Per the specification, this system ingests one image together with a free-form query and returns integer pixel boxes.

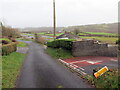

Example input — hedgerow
[47,39,75,50]
[1,42,17,56]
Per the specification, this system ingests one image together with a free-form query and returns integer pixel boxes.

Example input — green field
[2,52,26,88]
[37,32,46,35]
[78,33,88,35]
[84,32,118,36]
[80,36,118,44]
[46,33,64,36]
[37,32,64,36]
[17,42,27,47]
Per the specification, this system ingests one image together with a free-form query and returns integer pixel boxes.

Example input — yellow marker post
[94,66,109,78]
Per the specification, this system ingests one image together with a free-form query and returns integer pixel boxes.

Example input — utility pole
[53,0,56,40]
[0,22,3,37]
[0,22,3,30]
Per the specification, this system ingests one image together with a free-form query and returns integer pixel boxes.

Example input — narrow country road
[16,42,92,88]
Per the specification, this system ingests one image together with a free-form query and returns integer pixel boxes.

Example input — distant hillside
[20,23,118,33]
[20,27,64,33]
[65,23,118,33]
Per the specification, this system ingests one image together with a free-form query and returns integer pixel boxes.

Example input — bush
[10,38,17,42]
[46,47,73,59]
[36,37,48,44]
[47,39,75,50]
[0,38,12,44]
[2,40,9,45]
[116,39,120,44]
[1,42,17,56]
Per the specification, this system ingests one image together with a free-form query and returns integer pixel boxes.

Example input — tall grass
[46,47,73,59]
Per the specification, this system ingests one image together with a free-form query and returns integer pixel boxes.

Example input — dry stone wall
[72,40,118,57]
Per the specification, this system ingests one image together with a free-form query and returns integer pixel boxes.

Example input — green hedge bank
[1,42,17,56]
[47,39,75,50]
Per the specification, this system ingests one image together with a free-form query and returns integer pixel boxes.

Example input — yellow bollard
[94,66,109,78]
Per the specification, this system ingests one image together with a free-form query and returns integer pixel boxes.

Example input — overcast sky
[0,0,119,28]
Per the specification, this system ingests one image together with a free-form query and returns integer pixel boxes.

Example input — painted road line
[79,67,85,71]
[110,59,118,62]
[70,64,79,68]
[59,59,87,76]
[70,60,87,64]
[86,61,102,64]
[79,70,87,75]
[76,69,80,72]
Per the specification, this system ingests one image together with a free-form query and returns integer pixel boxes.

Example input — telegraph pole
[0,22,3,30]
[53,0,56,40]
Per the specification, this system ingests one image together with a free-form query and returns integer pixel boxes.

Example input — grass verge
[84,68,119,88]
[46,47,73,59]
[2,52,26,88]
[0,57,2,89]
[17,42,27,47]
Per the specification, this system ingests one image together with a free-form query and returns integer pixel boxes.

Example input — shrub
[10,38,17,42]
[1,42,17,56]
[11,39,16,42]
[36,37,48,44]
[2,40,9,45]
[47,39,75,50]
[116,39,120,44]
[0,38,12,43]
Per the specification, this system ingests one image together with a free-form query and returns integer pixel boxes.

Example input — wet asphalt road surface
[16,42,92,88]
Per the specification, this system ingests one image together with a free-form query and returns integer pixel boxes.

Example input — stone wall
[72,40,118,57]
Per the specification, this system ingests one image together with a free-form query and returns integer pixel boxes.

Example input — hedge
[47,39,75,50]
[116,39,120,45]
[1,42,17,56]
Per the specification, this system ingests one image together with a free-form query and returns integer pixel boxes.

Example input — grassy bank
[80,36,118,44]
[17,42,27,47]
[2,52,26,88]
[46,47,73,59]
[84,68,119,88]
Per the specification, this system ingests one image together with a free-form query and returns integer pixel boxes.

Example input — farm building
[56,32,80,39]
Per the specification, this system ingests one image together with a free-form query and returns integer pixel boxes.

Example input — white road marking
[70,60,102,64]
[79,67,85,71]
[110,59,118,62]
[86,61,102,64]
[59,59,87,75]
[70,60,86,64]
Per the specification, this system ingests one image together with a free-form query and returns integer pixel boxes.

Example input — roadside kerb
[58,59,90,77]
